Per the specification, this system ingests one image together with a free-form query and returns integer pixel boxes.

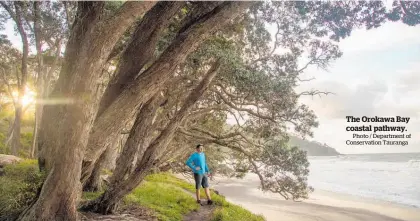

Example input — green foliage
[82,191,103,201]
[145,172,196,192]
[258,138,314,200]
[101,168,113,176]
[0,159,44,219]
[126,174,199,221]
[144,173,265,221]
[210,190,266,221]
[19,132,33,158]
[211,205,265,221]
[0,131,7,154]
[387,1,420,26]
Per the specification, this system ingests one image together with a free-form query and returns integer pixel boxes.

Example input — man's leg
[194,173,202,204]
[204,188,211,200]
[202,174,212,205]
[196,189,201,201]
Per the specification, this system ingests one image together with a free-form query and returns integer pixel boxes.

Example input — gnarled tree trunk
[18,2,155,220]
[109,95,162,185]
[81,1,252,184]
[82,60,220,214]
[31,1,44,158]
[81,1,185,183]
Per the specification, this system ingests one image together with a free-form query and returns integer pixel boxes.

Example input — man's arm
[185,154,196,172]
[204,156,210,174]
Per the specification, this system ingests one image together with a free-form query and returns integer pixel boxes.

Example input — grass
[125,181,199,221]
[0,159,44,219]
[210,204,265,221]
[0,161,264,221]
[145,172,265,221]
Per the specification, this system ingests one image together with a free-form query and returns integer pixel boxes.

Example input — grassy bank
[145,173,265,221]
[0,160,264,221]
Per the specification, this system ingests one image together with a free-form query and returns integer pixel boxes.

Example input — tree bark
[82,60,220,214]
[18,2,155,220]
[83,148,107,192]
[37,1,156,172]
[81,1,184,184]
[82,2,253,183]
[97,1,185,117]
[109,95,162,185]
[31,1,43,158]
[31,40,62,158]
[10,106,22,156]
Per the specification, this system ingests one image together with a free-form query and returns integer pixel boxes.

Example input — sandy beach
[208,174,420,221]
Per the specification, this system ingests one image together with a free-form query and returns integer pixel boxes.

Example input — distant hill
[288,136,340,156]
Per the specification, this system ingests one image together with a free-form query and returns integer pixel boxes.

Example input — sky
[296,21,420,154]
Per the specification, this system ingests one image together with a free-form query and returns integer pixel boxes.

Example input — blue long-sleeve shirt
[186,152,209,175]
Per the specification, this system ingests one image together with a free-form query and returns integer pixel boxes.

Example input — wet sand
[210,174,420,221]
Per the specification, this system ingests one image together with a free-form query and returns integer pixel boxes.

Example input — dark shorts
[193,173,209,189]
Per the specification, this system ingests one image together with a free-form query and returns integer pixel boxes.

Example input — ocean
[308,152,420,208]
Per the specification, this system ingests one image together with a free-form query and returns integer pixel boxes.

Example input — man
[185,144,213,205]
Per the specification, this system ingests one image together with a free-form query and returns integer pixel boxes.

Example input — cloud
[339,22,420,54]
[299,80,389,119]
[297,59,420,153]
[394,62,420,95]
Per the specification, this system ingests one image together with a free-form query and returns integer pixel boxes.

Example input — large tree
[16,1,253,220]
[18,2,157,220]
[0,1,30,156]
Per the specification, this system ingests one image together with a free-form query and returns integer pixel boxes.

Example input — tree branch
[212,89,276,122]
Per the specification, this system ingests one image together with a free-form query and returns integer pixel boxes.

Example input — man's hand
[195,166,201,171]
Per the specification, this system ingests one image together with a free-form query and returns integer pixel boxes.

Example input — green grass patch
[145,172,196,192]
[0,159,44,219]
[125,181,199,221]
[211,205,265,221]
[82,191,103,201]
[144,173,265,221]
[0,162,264,221]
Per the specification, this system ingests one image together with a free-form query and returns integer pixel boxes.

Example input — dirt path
[80,205,157,221]
[177,187,216,221]
[183,201,215,221]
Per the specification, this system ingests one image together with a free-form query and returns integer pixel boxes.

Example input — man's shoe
[207,200,213,205]
[197,200,202,205]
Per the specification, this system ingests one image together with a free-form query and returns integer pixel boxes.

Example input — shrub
[0,159,44,219]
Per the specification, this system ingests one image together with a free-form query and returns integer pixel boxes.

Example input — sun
[11,86,36,107]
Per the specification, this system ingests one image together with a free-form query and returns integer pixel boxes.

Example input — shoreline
[210,175,420,221]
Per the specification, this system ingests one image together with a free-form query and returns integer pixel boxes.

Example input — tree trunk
[37,1,156,172]
[82,60,220,214]
[10,106,22,156]
[31,41,61,158]
[108,95,161,185]
[2,2,30,157]
[82,2,252,182]
[83,138,120,192]
[81,2,184,182]
[31,1,44,158]
[83,152,104,192]
[97,2,184,117]
[19,2,154,220]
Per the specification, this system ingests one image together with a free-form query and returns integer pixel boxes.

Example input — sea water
[308,152,420,208]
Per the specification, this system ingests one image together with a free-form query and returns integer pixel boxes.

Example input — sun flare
[11,87,36,107]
